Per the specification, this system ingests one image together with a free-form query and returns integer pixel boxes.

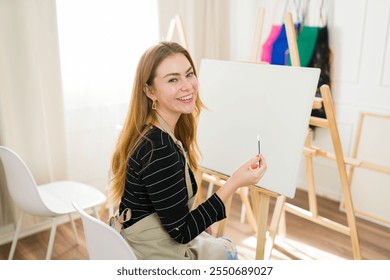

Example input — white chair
[72,201,137,260]
[0,145,107,260]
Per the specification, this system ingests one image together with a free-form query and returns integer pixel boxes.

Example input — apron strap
[156,114,194,200]
[109,208,132,233]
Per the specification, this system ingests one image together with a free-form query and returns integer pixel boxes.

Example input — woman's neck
[155,111,180,133]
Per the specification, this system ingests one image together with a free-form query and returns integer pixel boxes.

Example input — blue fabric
[219,237,238,260]
[271,25,288,65]
[271,23,301,65]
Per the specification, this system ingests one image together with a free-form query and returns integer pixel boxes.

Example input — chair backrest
[72,201,137,260]
[0,146,52,216]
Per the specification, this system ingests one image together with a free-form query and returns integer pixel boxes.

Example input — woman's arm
[216,154,267,204]
[143,131,225,243]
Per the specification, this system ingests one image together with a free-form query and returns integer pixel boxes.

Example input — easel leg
[305,129,319,215]
[251,189,270,260]
[238,187,258,233]
[278,209,286,240]
[265,195,286,259]
[321,85,362,259]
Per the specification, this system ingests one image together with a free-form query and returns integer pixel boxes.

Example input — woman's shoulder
[136,126,176,155]
[130,126,178,167]
[146,126,175,147]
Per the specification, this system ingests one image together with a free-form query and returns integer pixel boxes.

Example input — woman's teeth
[177,94,192,101]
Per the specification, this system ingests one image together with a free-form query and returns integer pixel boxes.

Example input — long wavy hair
[109,41,205,204]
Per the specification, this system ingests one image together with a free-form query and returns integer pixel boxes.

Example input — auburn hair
[109,42,205,204]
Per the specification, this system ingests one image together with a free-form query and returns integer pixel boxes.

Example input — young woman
[109,41,267,259]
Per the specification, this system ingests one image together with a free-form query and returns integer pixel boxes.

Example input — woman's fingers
[249,154,266,171]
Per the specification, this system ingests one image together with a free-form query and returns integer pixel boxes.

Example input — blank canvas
[197,59,320,198]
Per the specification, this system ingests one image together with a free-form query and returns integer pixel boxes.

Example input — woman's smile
[177,93,194,102]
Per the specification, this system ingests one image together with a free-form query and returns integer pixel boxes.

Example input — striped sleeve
[140,130,226,244]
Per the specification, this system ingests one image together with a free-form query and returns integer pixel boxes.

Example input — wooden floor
[1,188,389,260]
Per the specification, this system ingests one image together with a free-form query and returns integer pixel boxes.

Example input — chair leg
[45,218,57,260]
[68,213,79,244]
[8,211,24,260]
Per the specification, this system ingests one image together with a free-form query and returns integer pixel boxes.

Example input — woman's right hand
[229,154,267,189]
[216,154,267,204]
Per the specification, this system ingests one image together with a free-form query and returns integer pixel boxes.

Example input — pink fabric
[261,25,282,63]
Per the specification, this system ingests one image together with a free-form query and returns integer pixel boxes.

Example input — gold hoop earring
[152,100,157,110]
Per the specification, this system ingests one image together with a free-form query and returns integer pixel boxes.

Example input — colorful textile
[271,23,301,65]
[288,25,319,67]
[261,25,282,63]
[309,26,331,119]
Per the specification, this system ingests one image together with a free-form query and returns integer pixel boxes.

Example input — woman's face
[149,53,198,124]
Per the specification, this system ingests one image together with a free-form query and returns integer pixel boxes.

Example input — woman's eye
[168,78,178,83]
[187,72,194,77]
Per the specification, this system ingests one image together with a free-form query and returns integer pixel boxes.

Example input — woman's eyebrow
[163,66,193,78]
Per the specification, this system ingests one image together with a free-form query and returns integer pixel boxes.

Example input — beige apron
[117,115,229,260]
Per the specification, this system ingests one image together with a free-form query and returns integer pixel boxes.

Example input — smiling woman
[108,41,267,260]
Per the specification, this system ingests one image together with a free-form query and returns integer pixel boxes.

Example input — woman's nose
[180,80,193,91]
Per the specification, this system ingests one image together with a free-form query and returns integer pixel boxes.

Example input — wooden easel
[345,112,390,224]
[165,15,189,50]
[265,13,362,260]
[348,112,390,181]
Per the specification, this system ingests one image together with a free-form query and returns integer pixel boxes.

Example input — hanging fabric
[271,23,301,65]
[260,0,286,63]
[307,0,330,119]
[261,25,282,63]
[309,25,331,119]
[270,24,289,65]
[287,25,319,67]
[283,0,331,119]
[269,0,302,65]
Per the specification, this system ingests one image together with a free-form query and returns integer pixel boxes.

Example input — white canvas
[197,59,320,198]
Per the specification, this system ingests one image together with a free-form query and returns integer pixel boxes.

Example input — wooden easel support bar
[312,97,323,109]
[309,116,329,128]
[284,203,351,235]
[359,161,390,174]
[304,145,390,173]
[304,146,363,166]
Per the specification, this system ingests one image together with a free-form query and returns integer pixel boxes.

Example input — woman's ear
[144,84,153,100]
